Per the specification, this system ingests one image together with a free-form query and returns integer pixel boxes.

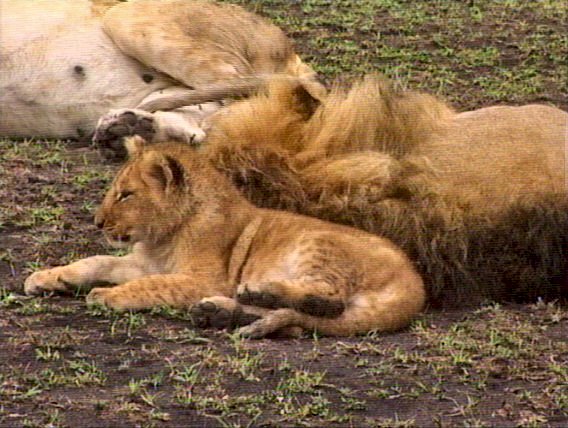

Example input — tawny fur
[197,75,568,307]
[24,138,425,337]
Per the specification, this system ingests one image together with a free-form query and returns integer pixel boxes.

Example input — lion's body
[193,76,567,306]
[24,138,425,337]
[426,104,565,210]
[0,0,315,141]
[204,77,566,211]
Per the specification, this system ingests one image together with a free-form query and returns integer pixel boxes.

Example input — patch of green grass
[35,346,61,362]
[11,298,76,316]
[0,139,67,167]
[0,286,19,307]
[364,415,416,428]
[223,0,566,109]
[160,326,211,343]
[169,362,202,385]
[67,360,107,386]
[17,206,65,228]
[225,334,265,382]
[109,311,147,338]
[276,369,326,394]
[71,169,112,189]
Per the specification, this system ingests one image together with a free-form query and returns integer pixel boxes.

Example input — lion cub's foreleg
[86,274,224,311]
[24,254,147,296]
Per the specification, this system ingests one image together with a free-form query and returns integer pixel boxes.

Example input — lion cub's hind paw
[236,283,282,309]
[189,298,260,331]
[190,301,232,329]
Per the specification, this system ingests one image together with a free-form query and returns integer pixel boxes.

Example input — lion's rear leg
[103,1,249,87]
[93,108,156,158]
[189,296,304,337]
[189,296,265,329]
[236,280,347,318]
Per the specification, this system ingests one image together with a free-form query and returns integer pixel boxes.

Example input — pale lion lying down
[0,0,319,153]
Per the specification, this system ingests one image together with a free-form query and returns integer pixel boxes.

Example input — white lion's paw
[93,109,156,158]
[24,268,66,296]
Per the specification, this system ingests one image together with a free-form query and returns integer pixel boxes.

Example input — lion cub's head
[94,137,194,248]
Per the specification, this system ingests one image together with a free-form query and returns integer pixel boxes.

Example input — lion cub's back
[241,209,417,291]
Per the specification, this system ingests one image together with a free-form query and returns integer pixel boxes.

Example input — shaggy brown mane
[201,75,567,308]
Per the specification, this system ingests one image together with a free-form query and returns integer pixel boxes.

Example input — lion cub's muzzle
[102,227,133,248]
[94,214,133,247]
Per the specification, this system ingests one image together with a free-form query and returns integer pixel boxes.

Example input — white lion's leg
[153,103,222,144]
[92,108,156,157]
[93,102,221,157]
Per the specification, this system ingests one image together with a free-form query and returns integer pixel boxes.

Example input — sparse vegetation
[1,0,566,426]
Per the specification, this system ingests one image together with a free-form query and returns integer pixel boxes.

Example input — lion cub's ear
[146,152,186,191]
[124,136,147,158]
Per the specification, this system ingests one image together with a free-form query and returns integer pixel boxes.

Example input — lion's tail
[253,283,426,337]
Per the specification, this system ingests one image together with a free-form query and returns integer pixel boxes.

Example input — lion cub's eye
[117,191,134,202]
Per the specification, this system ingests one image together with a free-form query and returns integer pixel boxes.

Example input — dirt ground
[1,1,567,427]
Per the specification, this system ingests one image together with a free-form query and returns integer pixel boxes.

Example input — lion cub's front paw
[86,287,124,311]
[24,268,68,296]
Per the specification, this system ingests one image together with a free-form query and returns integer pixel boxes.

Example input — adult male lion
[0,0,318,152]
[140,74,568,307]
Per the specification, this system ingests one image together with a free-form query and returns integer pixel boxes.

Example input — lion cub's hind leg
[190,296,305,337]
[237,280,347,318]
[238,286,424,338]
[236,235,356,318]
[189,296,264,330]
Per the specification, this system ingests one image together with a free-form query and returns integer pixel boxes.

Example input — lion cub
[24,137,425,337]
